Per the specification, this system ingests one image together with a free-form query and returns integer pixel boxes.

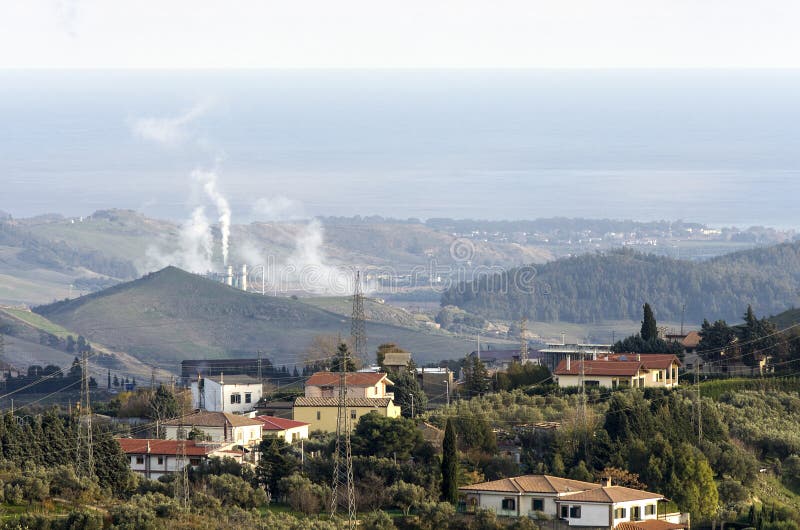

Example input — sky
[2,1,800,69]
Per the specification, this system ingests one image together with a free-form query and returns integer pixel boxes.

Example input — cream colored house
[162,410,263,448]
[553,354,681,390]
[304,371,394,399]
[256,415,309,443]
[460,475,689,528]
[293,397,401,433]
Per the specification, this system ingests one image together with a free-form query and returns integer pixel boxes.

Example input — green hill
[33,267,475,368]
[442,243,800,325]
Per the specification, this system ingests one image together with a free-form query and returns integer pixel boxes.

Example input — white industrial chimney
[225,265,233,286]
[241,264,247,292]
[566,354,571,371]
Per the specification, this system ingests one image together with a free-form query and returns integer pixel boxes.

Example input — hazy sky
[2,1,800,69]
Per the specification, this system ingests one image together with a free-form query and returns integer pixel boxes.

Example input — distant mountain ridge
[442,243,800,324]
[33,266,475,367]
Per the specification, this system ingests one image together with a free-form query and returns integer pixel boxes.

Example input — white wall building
[162,410,264,448]
[117,438,244,480]
[191,374,263,413]
[460,475,690,529]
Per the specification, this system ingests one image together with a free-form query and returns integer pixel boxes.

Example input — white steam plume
[129,101,210,147]
[146,206,214,272]
[193,169,232,265]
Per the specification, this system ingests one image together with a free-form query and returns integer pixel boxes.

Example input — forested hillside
[442,243,800,324]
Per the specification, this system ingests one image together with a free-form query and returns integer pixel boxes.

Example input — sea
[1,69,800,229]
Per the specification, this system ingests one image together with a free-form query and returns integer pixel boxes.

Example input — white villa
[162,410,264,448]
[460,475,690,529]
[117,438,244,480]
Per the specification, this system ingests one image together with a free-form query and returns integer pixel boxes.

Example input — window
[569,506,581,518]
[614,507,627,519]
[532,498,544,511]
[585,380,600,387]
[560,506,568,518]
[632,506,641,520]
[645,505,656,516]
[189,458,201,466]
[501,498,516,511]
[245,393,252,404]
[230,393,241,404]
[350,409,357,420]
[157,456,164,465]
[135,456,144,465]
[316,411,321,420]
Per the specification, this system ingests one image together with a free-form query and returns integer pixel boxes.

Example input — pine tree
[641,303,658,342]
[441,418,459,503]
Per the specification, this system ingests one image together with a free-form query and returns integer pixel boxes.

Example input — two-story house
[162,410,263,448]
[293,371,401,432]
[191,374,263,414]
[117,438,243,480]
[553,354,681,390]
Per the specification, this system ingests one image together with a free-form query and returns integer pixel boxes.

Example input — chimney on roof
[602,477,612,488]
[637,354,641,362]
[566,354,571,371]
[146,440,151,454]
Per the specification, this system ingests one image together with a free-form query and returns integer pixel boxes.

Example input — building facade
[162,410,263,447]
[256,415,310,443]
[553,354,681,390]
[117,438,243,480]
[191,374,263,414]
[304,371,394,399]
[293,397,401,432]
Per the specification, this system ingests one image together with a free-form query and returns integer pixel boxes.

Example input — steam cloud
[193,169,231,265]
[146,206,214,272]
[129,101,210,147]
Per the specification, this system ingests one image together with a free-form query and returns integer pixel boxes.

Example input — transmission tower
[76,349,94,478]
[350,270,367,365]
[695,363,702,442]
[519,317,529,364]
[330,340,356,528]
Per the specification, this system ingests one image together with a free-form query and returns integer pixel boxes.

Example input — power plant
[207,264,249,291]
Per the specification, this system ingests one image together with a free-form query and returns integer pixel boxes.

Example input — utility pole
[410,393,415,419]
[695,362,702,442]
[351,271,367,366]
[77,348,94,478]
[680,303,686,335]
[519,317,529,364]
[330,332,356,528]
[175,392,190,509]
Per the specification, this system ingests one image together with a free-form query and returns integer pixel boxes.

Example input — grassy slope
[34,267,476,368]
[0,307,169,382]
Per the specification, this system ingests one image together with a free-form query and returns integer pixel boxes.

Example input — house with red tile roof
[460,475,690,528]
[117,438,243,480]
[553,354,681,389]
[304,371,394,399]
[255,415,309,443]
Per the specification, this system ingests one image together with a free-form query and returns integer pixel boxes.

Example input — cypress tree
[641,303,658,342]
[441,417,459,504]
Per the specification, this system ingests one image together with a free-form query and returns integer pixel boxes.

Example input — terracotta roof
[255,415,309,431]
[294,397,394,408]
[682,331,701,348]
[617,521,686,530]
[460,475,598,494]
[606,354,682,369]
[560,485,665,503]
[554,359,643,377]
[305,371,391,387]
[162,410,263,428]
[117,438,223,456]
